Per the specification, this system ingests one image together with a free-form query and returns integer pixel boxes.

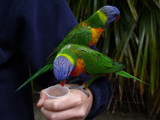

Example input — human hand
[37,84,93,120]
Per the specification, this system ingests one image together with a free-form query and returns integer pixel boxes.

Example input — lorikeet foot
[69,85,90,97]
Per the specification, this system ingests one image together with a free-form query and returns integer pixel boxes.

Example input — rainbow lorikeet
[53,44,148,97]
[16,5,120,91]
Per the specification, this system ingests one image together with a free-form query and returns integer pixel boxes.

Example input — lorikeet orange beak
[60,79,66,87]
[116,15,120,21]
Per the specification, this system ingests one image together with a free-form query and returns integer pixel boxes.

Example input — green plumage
[57,44,148,87]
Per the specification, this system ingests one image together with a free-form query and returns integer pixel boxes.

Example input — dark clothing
[0,0,112,120]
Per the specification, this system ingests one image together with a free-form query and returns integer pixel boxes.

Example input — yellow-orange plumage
[89,28,104,46]
[70,59,85,77]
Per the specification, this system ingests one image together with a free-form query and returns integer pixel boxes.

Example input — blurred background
[66,0,160,119]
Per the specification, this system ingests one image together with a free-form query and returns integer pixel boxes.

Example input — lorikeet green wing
[75,45,125,74]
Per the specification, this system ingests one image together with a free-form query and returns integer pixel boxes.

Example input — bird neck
[85,10,107,28]
[56,53,75,65]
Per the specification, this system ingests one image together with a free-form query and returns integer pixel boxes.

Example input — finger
[41,106,86,120]
[43,90,84,111]
[37,89,47,107]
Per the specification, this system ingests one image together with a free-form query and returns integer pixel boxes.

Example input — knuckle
[75,95,83,106]
[51,102,58,110]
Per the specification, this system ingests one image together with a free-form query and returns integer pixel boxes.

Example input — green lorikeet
[45,5,120,64]
[53,44,148,96]
[16,5,120,91]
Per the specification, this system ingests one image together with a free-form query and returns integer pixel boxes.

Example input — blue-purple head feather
[53,56,74,81]
[100,5,120,26]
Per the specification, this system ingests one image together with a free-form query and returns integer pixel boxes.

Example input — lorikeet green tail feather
[116,70,149,85]
[16,64,53,91]
[84,70,149,88]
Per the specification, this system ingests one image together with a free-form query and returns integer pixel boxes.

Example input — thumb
[37,89,47,108]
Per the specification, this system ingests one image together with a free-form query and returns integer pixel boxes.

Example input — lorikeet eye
[115,15,120,21]
[113,13,119,17]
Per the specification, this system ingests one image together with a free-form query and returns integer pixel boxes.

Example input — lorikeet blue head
[53,56,74,85]
[100,5,120,26]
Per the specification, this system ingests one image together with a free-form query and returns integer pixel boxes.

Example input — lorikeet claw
[69,85,90,97]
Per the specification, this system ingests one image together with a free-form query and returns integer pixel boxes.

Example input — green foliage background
[67,0,160,119]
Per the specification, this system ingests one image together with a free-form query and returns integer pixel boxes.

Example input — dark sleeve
[87,76,113,119]
[0,0,22,66]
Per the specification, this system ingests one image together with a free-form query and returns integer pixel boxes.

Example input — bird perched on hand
[53,44,147,97]
[16,5,120,91]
